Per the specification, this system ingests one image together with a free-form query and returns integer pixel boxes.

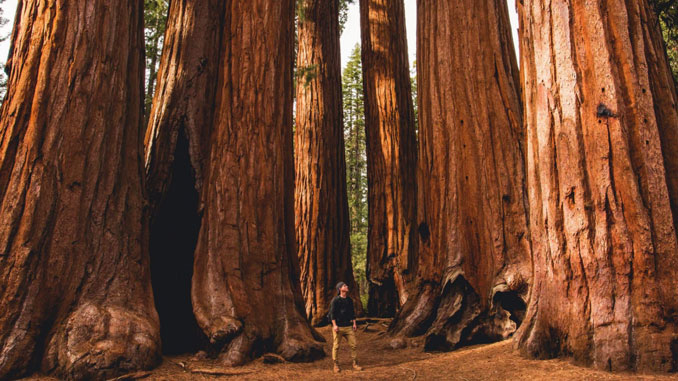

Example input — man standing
[329,281,362,373]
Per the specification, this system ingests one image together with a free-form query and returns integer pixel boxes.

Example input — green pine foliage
[661,20,678,83]
[342,44,368,306]
[296,0,353,33]
[338,0,354,34]
[652,0,678,82]
[144,0,169,119]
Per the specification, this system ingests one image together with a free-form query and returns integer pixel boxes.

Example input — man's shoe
[334,363,341,373]
[352,361,363,371]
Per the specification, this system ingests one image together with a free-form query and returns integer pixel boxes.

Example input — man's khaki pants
[332,326,357,362]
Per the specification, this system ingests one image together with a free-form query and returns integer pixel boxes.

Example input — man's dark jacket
[329,295,355,327]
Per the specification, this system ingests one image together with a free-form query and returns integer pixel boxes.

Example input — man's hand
[333,324,339,333]
[352,321,357,331]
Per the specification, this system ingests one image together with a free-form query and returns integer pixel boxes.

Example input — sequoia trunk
[359,0,418,317]
[389,0,532,350]
[145,0,324,365]
[0,1,159,379]
[515,0,678,371]
[295,0,364,325]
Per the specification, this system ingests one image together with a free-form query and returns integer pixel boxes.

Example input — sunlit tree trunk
[515,0,678,371]
[389,0,532,350]
[360,0,418,317]
[295,0,364,325]
[0,1,159,379]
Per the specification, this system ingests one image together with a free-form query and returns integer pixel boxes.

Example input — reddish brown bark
[143,1,224,356]
[515,0,678,371]
[145,0,324,365]
[144,0,221,212]
[295,0,364,325]
[0,1,159,379]
[359,0,418,318]
[389,0,531,350]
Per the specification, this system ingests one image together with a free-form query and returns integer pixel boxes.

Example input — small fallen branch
[262,353,286,364]
[357,317,392,324]
[106,371,151,381]
[189,367,253,377]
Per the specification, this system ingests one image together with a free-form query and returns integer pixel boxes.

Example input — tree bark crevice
[360,0,418,317]
[146,0,324,364]
[388,0,531,351]
[0,2,160,379]
[295,0,364,326]
[516,0,678,371]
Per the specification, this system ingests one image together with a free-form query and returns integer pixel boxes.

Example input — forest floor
[22,318,678,381]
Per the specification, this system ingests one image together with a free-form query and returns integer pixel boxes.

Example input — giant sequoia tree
[145,0,323,365]
[389,0,532,350]
[360,0,418,317]
[295,0,364,325]
[0,1,159,379]
[515,0,678,371]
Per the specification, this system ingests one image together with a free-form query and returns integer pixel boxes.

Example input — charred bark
[360,0,418,318]
[389,0,531,350]
[295,0,364,325]
[515,0,678,371]
[0,1,159,379]
[145,0,324,365]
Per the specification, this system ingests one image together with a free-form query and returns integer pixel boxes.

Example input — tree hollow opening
[150,130,204,355]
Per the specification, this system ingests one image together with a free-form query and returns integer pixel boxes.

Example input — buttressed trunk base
[389,0,531,350]
[0,1,159,379]
[145,0,324,365]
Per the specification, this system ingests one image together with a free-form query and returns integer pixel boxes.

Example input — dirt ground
[21,319,678,380]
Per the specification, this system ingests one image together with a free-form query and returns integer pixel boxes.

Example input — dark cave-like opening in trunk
[493,291,527,326]
[150,130,204,355]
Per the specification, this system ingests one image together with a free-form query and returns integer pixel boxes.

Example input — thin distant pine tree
[342,44,368,305]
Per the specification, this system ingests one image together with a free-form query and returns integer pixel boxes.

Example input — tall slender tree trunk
[360,0,418,317]
[0,1,159,379]
[515,0,678,371]
[145,0,324,365]
[295,0,364,325]
[389,0,532,350]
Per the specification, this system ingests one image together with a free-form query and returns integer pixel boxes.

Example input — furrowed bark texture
[389,0,532,350]
[146,0,324,365]
[144,0,222,208]
[515,0,678,371]
[143,0,223,356]
[0,1,159,379]
[359,0,418,317]
[295,0,364,325]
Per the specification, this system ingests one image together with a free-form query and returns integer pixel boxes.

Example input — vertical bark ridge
[144,0,225,210]
[147,0,324,365]
[515,0,678,371]
[360,0,418,317]
[295,0,364,325]
[389,0,531,350]
[0,1,159,379]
